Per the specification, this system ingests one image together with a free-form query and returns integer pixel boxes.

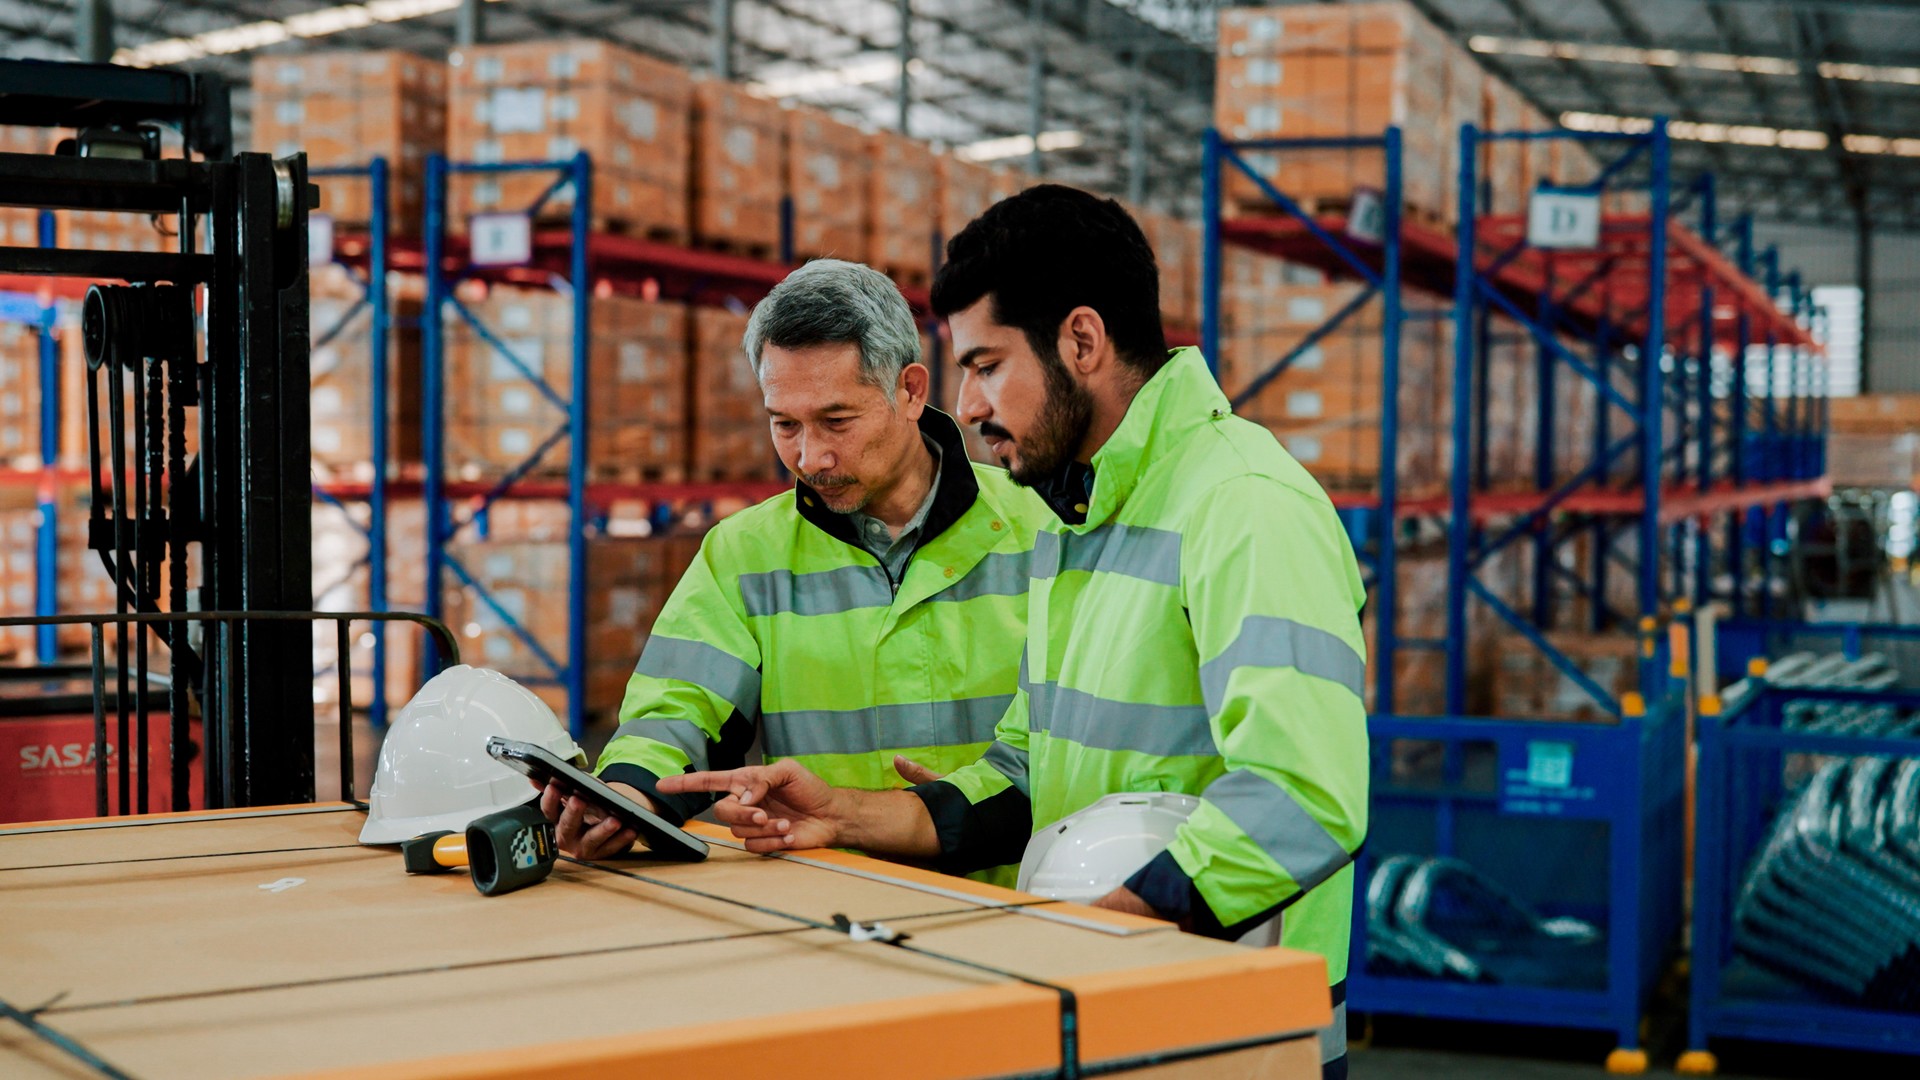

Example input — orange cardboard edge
[681,821,1171,932]
[284,983,1064,1080]
[1,801,356,831]
[1065,950,1331,1061]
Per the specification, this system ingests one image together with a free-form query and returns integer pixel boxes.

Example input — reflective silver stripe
[1027,682,1217,758]
[1204,768,1351,893]
[633,635,761,719]
[760,694,1014,758]
[984,739,1030,797]
[931,549,1030,603]
[739,566,891,617]
[610,717,712,769]
[1320,1001,1347,1063]
[1199,615,1366,711]
[1034,524,1182,587]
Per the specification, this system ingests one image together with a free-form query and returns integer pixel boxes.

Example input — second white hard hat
[1016,792,1200,904]
[358,665,586,845]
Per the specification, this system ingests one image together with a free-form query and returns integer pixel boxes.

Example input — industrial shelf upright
[421,150,595,737]
[1200,125,1408,714]
[1200,115,1826,1070]
[309,157,396,727]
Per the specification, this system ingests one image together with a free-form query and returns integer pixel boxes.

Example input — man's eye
[825,417,853,429]
[976,363,998,378]
[773,420,799,432]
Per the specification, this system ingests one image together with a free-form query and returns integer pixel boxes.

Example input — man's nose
[956,371,990,427]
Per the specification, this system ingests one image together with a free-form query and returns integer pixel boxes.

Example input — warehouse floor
[1351,1015,1917,1077]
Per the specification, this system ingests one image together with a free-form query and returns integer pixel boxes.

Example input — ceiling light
[1560,111,1920,158]
[957,130,1084,163]
[115,0,506,68]
[1471,35,1920,89]
[747,58,924,100]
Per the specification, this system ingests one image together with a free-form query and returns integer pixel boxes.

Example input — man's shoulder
[968,462,1054,538]
[698,489,802,559]
[1151,416,1342,526]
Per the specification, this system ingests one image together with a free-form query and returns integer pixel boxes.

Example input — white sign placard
[1527,187,1602,250]
[469,212,533,268]
[307,213,334,268]
[1346,188,1386,246]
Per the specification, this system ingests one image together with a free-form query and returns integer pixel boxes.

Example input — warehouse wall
[1756,221,1920,394]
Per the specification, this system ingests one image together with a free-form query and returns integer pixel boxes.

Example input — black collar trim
[1032,459,1095,526]
[793,408,982,550]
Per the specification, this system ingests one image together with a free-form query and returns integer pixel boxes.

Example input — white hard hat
[1016,792,1200,903]
[358,665,586,845]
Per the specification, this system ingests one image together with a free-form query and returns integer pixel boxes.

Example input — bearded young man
[657,189,1369,1078]
[540,258,1049,890]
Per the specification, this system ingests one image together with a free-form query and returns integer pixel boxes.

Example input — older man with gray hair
[543,259,1049,886]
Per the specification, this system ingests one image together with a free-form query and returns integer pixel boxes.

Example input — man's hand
[891,755,945,785]
[657,759,844,853]
[1093,885,1168,921]
[532,779,643,861]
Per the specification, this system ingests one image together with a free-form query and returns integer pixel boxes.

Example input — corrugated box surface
[934,156,1022,249]
[1830,393,1920,434]
[310,266,423,474]
[691,79,784,252]
[1491,631,1639,721]
[0,126,47,247]
[785,106,871,261]
[250,50,446,232]
[443,534,701,713]
[449,40,691,239]
[689,307,775,481]
[868,131,939,283]
[445,287,688,480]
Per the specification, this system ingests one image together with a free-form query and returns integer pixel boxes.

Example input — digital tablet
[487,737,709,862]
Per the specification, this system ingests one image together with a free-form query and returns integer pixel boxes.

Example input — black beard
[1007,346,1094,487]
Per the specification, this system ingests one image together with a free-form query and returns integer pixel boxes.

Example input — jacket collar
[1033,347,1224,530]
[794,407,981,550]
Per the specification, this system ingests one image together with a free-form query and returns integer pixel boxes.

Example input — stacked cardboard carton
[1137,209,1201,330]
[309,266,423,476]
[250,50,447,233]
[1216,2,1481,225]
[311,500,429,709]
[689,307,775,481]
[785,106,871,262]
[442,533,701,714]
[449,40,692,239]
[0,482,157,660]
[868,132,940,285]
[1828,394,1920,489]
[1216,251,1452,497]
[0,126,46,248]
[444,286,688,481]
[0,320,41,468]
[691,79,785,253]
[934,156,1022,252]
[1490,631,1639,721]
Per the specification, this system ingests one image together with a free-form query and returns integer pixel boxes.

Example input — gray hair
[742,258,921,391]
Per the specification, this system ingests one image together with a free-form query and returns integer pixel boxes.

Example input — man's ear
[899,362,931,417]
[1060,306,1109,376]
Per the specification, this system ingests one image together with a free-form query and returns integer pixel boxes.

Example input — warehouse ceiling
[1,0,1917,229]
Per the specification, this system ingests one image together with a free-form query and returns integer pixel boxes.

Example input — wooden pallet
[689,233,779,263]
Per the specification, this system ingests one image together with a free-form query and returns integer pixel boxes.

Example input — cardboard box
[785,106,871,261]
[251,50,447,232]
[444,287,689,480]
[449,40,692,239]
[691,79,784,252]
[867,131,938,283]
[309,266,423,472]
[689,307,775,481]
[934,155,1021,247]
[1490,631,1639,721]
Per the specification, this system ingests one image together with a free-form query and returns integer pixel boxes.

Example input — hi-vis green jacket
[596,410,1051,847]
[913,347,1370,981]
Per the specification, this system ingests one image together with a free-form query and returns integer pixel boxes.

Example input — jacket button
[944,567,955,578]
[990,520,1003,531]
[1073,503,1088,514]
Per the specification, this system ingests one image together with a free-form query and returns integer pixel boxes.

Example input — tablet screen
[486,737,709,862]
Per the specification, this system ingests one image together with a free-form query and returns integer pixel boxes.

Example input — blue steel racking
[1683,673,1920,1071]
[309,157,396,728]
[421,151,595,737]
[1200,117,1827,1068]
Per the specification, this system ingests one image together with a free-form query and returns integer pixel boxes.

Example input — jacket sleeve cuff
[597,762,708,827]
[1122,849,1284,941]
[909,779,1032,876]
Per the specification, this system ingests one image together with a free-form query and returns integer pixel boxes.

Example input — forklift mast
[0,59,317,808]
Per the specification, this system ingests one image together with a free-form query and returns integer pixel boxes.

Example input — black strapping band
[0,995,138,1079]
